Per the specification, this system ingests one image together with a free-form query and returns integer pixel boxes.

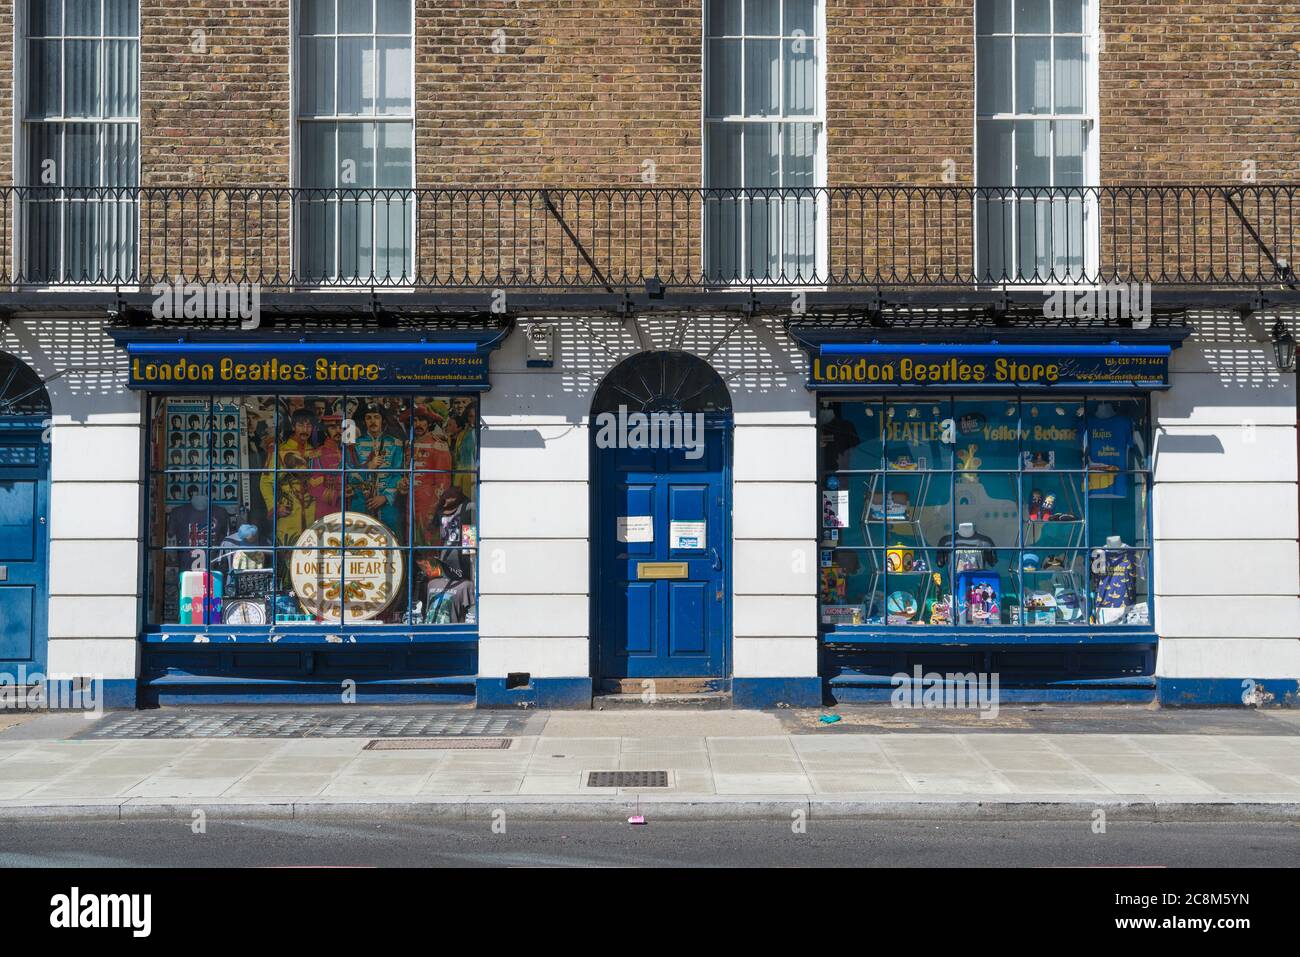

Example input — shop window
[818,395,1151,631]
[146,394,478,628]
[975,0,1096,281]
[295,0,415,282]
[704,0,823,282]
[22,0,140,282]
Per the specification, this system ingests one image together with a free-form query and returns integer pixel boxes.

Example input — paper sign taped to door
[669,520,706,550]
[617,515,653,543]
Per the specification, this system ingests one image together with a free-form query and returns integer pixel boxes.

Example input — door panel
[668,581,707,655]
[0,480,37,559]
[622,581,656,655]
[0,588,35,660]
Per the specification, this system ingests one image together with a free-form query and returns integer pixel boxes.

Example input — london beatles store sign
[808,344,1172,391]
[116,340,494,393]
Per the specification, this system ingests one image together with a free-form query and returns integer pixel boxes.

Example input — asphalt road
[2,818,1297,867]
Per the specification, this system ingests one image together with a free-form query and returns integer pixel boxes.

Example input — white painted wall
[1153,325,1300,680]
[2,319,141,682]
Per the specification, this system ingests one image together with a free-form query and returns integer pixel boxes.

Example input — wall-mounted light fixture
[1271,319,1296,373]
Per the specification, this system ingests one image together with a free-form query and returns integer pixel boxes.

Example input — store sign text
[810,350,1168,389]
[126,348,489,392]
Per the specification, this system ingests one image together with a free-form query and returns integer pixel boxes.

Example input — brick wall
[0,0,1285,191]
[826,1,975,184]
[416,1,702,189]
[140,0,291,186]
[1101,2,1300,183]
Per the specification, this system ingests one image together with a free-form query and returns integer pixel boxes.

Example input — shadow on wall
[492,314,809,426]
[0,318,135,422]
[1187,309,1297,392]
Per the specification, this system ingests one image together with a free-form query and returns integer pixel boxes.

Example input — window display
[818,395,1151,631]
[146,394,478,628]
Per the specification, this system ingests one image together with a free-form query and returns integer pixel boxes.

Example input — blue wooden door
[597,416,730,679]
[0,425,50,682]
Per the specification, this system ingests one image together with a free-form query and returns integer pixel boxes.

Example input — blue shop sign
[113,336,503,393]
[808,343,1173,391]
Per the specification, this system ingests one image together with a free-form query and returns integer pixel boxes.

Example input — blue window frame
[817,392,1153,638]
[145,392,478,635]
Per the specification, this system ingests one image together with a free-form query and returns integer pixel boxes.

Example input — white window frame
[291,0,417,285]
[15,0,141,286]
[974,0,1100,284]
[702,0,828,285]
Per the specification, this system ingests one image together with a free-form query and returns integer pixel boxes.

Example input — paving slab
[544,710,784,737]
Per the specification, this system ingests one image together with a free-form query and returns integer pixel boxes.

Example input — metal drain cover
[586,771,669,788]
[365,738,513,751]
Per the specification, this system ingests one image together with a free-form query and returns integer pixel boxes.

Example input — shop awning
[109,330,509,393]
[794,337,1185,391]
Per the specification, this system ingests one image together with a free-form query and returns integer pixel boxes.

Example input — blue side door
[0,424,50,683]
[597,417,730,679]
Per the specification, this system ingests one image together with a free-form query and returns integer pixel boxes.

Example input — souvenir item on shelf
[1087,405,1134,499]
[1092,539,1141,614]
[1021,552,1040,572]
[868,490,910,521]
[223,598,267,625]
[886,545,915,572]
[1041,493,1056,521]
[890,455,919,470]
[178,570,223,625]
[886,590,919,624]
[1124,602,1150,626]
[926,574,952,625]
[956,571,1001,625]
[1042,555,1065,570]
[819,565,847,604]
[937,524,997,572]
[1023,589,1057,626]
[1022,451,1055,471]
[1054,588,1084,622]
[911,556,929,573]
[822,488,849,528]
[1050,512,1078,522]
[1029,489,1043,521]
[231,568,274,598]
[821,604,859,626]
[273,593,314,624]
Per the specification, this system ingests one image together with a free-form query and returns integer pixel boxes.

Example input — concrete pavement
[1,707,1299,821]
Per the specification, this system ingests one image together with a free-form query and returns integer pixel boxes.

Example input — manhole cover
[586,771,669,788]
[364,738,513,750]
[78,710,527,739]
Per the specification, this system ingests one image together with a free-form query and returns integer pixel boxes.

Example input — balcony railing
[0,185,1295,295]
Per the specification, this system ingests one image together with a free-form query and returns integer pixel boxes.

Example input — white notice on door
[617,516,653,543]
[669,520,706,550]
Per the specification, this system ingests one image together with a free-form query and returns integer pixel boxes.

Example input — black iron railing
[0,185,1294,291]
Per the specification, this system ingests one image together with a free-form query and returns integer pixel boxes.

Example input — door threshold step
[598,678,721,695]
[592,692,732,711]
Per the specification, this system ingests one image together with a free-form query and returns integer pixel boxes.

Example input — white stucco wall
[1153,316,1300,680]
[2,318,141,682]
